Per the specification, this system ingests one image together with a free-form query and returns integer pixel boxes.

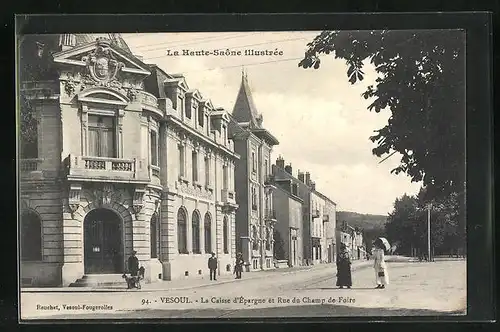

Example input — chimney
[310,181,316,191]
[276,156,285,169]
[284,163,292,175]
[298,170,305,183]
[305,172,311,185]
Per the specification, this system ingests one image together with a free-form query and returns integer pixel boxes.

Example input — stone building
[272,157,334,265]
[18,34,238,287]
[272,174,304,267]
[229,72,279,271]
[336,221,365,260]
[313,191,337,263]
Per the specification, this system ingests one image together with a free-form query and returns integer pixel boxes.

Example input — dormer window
[222,125,227,144]
[185,100,192,119]
[198,108,204,127]
[205,114,210,135]
[177,96,184,115]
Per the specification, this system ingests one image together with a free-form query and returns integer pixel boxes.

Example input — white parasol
[378,237,391,251]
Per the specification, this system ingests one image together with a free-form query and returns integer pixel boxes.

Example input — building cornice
[165,115,240,160]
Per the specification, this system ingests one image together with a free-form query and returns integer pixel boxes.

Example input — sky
[122,31,421,215]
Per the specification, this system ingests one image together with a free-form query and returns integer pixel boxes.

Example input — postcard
[18,28,467,320]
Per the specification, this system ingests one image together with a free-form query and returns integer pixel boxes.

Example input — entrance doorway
[84,208,123,274]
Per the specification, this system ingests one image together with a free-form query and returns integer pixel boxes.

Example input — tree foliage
[385,189,465,256]
[299,30,466,200]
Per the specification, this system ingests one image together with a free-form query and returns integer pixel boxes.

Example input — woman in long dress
[373,239,389,289]
[336,243,352,289]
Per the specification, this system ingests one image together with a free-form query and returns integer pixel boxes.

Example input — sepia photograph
[18,27,468,320]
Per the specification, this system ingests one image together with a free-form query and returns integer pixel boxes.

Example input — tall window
[222,125,227,144]
[205,157,210,186]
[88,115,116,157]
[179,145,185,177]
[204,213,212,253]
[198,108,204,127]
[192,151,198,182]
[21,211,42,261]
[252,225,259,250]
[205,115,210,135]
[185,102,192,119]
[222,165,228,189]
[177,208,187,254]
[192,211,201,254]
[251,152,256,173]
[264,159,268,179]
[177,97,184,115]
[20,100,38,159]
[251,186,257,210]
[223,216,229,254]
[265,227,271,251]
[150,130,158,166]
[150,214,158,258]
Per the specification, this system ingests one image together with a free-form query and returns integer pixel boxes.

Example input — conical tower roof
[231,70,262,128]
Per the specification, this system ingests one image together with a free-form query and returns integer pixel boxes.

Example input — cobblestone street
[21,259,466,319]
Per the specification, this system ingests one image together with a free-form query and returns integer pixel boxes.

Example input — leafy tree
[385,189,464,257]
[299,30,465,200]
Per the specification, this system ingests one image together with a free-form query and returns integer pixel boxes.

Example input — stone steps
[69,274,127,288]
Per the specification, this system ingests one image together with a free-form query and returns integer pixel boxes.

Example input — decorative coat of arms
[81,39,124,83]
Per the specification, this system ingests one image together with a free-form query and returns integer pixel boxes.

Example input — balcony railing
[221,189,236,205]
[323,214,330,222]
[66,155,149,183]
[20,158,43,172]
[136,90,159,109]
[265,208,277,220]
[264,174,275,186]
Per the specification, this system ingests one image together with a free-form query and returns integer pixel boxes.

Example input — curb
[21,263,336,293]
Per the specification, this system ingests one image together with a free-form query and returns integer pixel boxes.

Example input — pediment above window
[53,38,150,80]
[165,74,189,91]
[78,87,130,106]
[200,99,215,111]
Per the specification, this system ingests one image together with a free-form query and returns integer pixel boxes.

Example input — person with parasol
[373,237,390,289]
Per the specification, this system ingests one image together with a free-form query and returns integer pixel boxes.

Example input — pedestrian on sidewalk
[127,250,139,277]
[373,239,389,289]
[208,252,218,281]
[336,243,352,289]
[234,252,244,279]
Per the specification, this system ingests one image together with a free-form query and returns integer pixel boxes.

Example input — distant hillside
[336,211,387,230]
[336,211,388,250]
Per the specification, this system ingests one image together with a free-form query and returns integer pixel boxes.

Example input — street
[20,259,466,319]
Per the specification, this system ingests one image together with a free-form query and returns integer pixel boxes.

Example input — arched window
[252,225,259,250]
[223,216,229,254]
[177,208,187,254]
[21,210,42,261]
[192,211,201,254]
[204,213,212,253]
[150,213,158,258]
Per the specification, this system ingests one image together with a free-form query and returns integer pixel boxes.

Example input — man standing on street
[208,252,218,281]
[128,250,139,277]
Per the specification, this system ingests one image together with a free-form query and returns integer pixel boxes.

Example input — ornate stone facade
[19,34,238,287]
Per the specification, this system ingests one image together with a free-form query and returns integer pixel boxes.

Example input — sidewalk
[21,260,371,293]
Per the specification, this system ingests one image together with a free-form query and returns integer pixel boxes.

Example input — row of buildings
[19,34,355,287]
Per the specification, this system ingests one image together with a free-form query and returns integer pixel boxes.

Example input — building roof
[312,189,337,206]
[73,34,132,54]
[232,71,261,128]
[230,72,279,146]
